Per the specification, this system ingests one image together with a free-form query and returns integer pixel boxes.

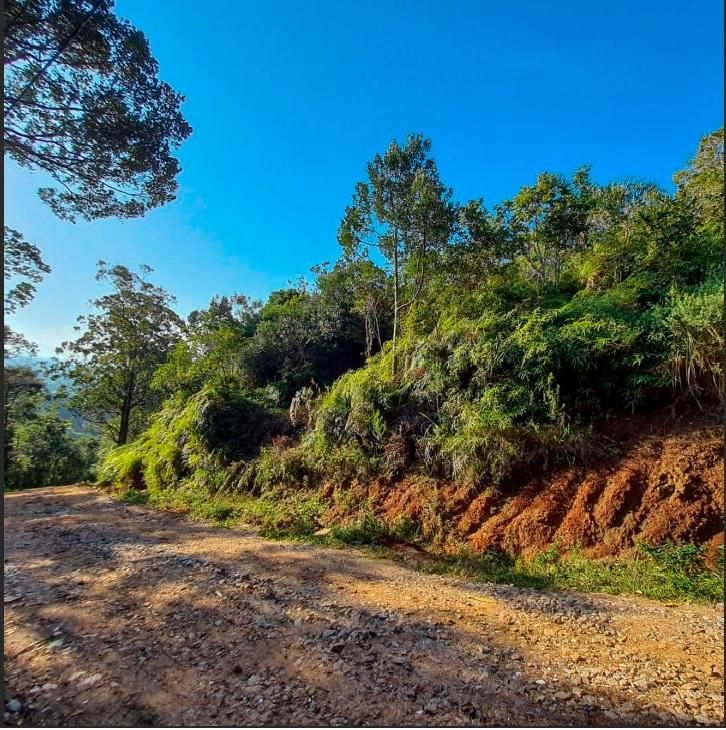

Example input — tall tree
[4,0,192,221]
[674,126,724,235]
[56,262,183,444]
[314,259,391,359]
[3,226,51,355]
[506,168,596,287]
[338,134,455,373]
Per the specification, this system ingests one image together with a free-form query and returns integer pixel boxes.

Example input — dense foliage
[3,0,191,489]
[4,0,192,220]
[3,365,97,489]
[98,127,723,518]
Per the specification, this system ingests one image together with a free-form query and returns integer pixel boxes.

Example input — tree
[438,199,512,289]
[4,0,192,221]
[3,226,51,355]
[314,259,392,359]
[338,134,456,373]
[3,365,45,470]
[674,126,724,235]
[505,168,598,287]
[3,365,98,489]
[154,294,261,399]
[56,262,183,444]
[4,408,98,489]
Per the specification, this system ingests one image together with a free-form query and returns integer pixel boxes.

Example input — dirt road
[3,485,724,726]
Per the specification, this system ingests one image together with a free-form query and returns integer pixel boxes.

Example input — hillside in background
[4,356,92,435]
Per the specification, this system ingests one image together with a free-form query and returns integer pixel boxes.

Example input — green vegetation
[90,127,723,600]
[426,542,724,603]
[3,365,98,490]
[4,44,723,603]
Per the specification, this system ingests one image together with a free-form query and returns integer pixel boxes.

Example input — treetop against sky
[5,0,724,356]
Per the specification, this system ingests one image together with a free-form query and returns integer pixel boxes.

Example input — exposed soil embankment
[323,408,724,557]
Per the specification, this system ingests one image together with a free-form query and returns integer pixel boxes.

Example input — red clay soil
[327,408,724,558]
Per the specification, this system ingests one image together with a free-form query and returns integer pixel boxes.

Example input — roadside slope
[325,410,724,558]
[4,485,724,726]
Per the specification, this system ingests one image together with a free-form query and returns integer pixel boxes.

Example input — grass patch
[118,489,149,505]
[107,484,723,603]
[328,511,422,546]
[109,482,325,533]
[425,543,724,603]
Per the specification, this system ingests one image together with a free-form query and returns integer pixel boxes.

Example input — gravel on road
[3,485,724,726]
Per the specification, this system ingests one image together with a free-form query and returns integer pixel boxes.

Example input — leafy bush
[99,384,288,495]
[98,440,146,488]
[118,488,148,505]
[654,276,724,402]
[4,411,98,490]
[329,510,423,547]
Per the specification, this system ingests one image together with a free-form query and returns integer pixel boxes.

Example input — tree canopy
[339,134,456,372]
[3,226,51,355]
[4,0,192,220]
[56,262,183,444]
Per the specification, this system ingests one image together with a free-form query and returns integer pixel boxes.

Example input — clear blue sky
[5,0,723,356]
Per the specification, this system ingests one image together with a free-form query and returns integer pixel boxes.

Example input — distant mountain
[4,356,95,436]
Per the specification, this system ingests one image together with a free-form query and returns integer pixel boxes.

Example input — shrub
[655,277,724,402]
[99,384,289,495]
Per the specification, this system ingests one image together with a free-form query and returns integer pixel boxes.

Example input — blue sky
[5,0,724,356]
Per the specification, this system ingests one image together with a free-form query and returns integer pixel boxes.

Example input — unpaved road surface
[4,486,724,726]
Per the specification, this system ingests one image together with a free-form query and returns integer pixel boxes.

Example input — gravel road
[3,485,724,726]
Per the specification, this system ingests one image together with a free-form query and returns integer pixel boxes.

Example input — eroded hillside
[323,410,723,558]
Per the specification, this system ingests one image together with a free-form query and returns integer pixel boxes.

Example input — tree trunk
[363,306,373,359]
[117,373,135,445]
[392,246,399,375]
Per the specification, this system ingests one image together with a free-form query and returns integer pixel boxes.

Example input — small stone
[7,699,22,714]
[78,673,103,689]
[247,675,259,686]
[330,641,345,654]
